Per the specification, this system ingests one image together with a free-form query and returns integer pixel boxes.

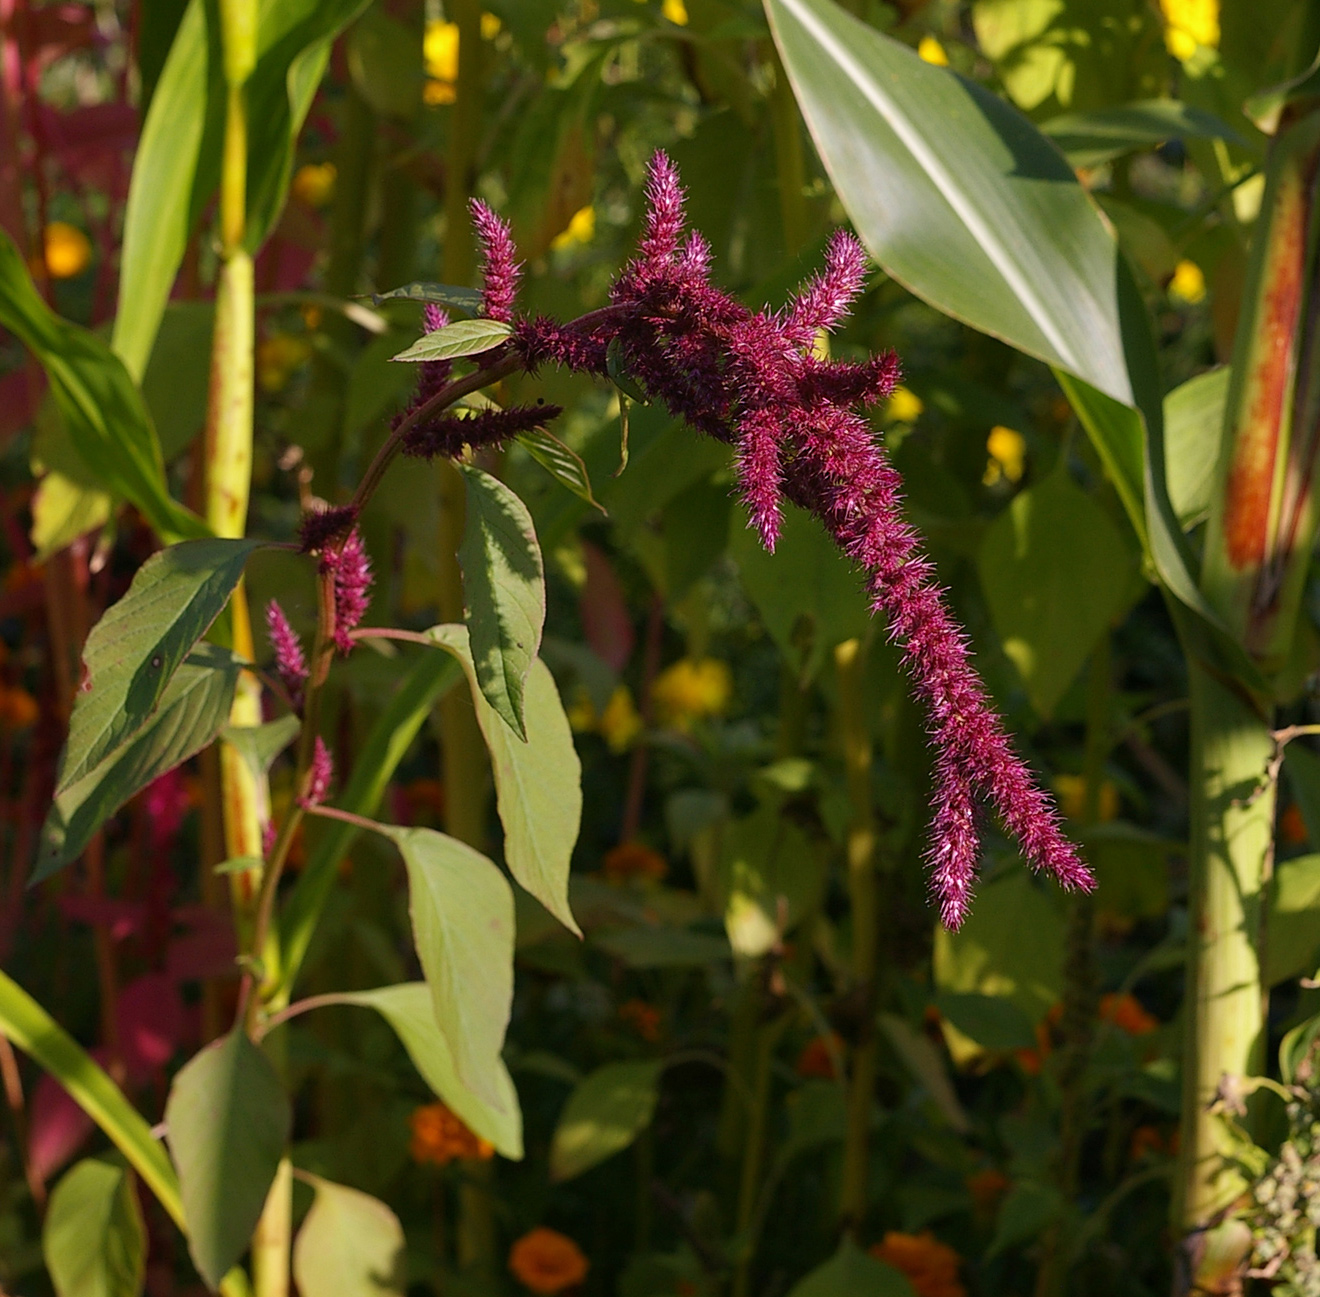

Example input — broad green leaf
[374,826,516,1111]
[219,715,301,782]
[978,468,1137,717]
[44,1157,145,1297]
[142,302,215,461]
[877,1013,971,1133]
[345,8,422,120]
[1266,853,1320,986]
[787,1241,916,1297]
[424,625,581,935]
[766,0,1134,405]
[591,926,732,969]
[1165,367,1229,529]
[29,401,111,560]
[391,319,512,362]
[278,652,462,997]
[550,1061,662,1182]
[988,1182,1065,1257]
[456,467,546,739]
[40,647,243,878]
[516,427,606,513]
[369,282,484,313]
[292,1175,405,1297]
[0,230,197,542]
[56,539,259,792]
[314,985,522,1158]
[1041,100,1245,168]
[732,503,869,682]
[165,1030,291,1289]
[935,993,1037,1052]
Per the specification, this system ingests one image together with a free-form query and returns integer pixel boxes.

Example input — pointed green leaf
[56,539,258,791]
[391,319,512,362]
[1041,100,1246,168]
[369,282,484,313]
[374,827,516,1111]
[44,1157,146,1297]
[767,0,1134,405]
[219,715,301,782]
[165,1030,291,1289]
[425,625,581,936]
[1266,853,1320,986]
[317,985,522,1158]
[1165,367,1230,529]
[292,1175,405,1297]
[787,1241,916,1297]
[515,426,606,513]
[456,466,546,739]
[39,646,243,879]
[549,1061,662,1182]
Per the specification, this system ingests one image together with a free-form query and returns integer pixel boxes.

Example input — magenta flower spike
[265,600,307,705]
[301,736,334,808]
[322,528,373,654]
[470,199,520,323]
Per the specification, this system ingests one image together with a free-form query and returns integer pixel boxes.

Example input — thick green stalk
[767,44,809,257]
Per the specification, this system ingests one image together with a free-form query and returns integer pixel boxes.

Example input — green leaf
[1286,742,1320,845]
[550,1061,662,1182]
[391,319,512,362]
[374,826,516,1111]
[312,985,522,1158]
[977,468,1137,717]
[876,1013,970,1134]
[935,993,1037,1051]
[292,1175,405,1297]
[766,0,1134,405]
[988,1181,1065,1256]
[515,426,606,513]
[369,282,484,313]
[29,400,112,561]
[219,716,301,782]
[165,1030,291,1290]
[1266,853,1320,986]
[0,230,198,542]
[1041,100,1246,168]
[278,652,462,998]
[456,466,546,740]
[56,539,259,792]
[142,302,215,461]
[345,8,422,120]
[424,625,581,935]
[606,337,649,403]
[591,926,732,969]
[787,1240,916,1297]
[40,646,243,879]
[1165,367,1229,529]
[44,1157,146,1297]
[732,503,869,682]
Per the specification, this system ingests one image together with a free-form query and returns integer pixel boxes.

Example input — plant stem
[251,1158,292,1297]
[835,636,878,1239]
[767,43,809,257]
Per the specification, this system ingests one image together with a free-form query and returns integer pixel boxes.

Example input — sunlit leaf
[293,1175,405,1297]
[787,1241,915,1297]
[44,1157,145,1297]
[391,319,512,362]
[550,1061,662,1182]
[515,426,606,513]
[369,282,484,313]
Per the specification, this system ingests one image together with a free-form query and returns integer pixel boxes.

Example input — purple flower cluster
[496,153,1088,925]
[321,528,373,654]
[300,736,334,809]
[265,600,307,707]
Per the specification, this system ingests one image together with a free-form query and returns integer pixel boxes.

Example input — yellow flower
[917,35,950,66]
[408,1103,493,1165]
[870,1232,966,1297]
[598,685,642,752]
[1169,259,1206,305]
[566,688,598,733]
[291,162,336,208]
[480,11,502,38]
[662,0,689,24]
[651,658,732,728]
[550,205,596,252]
[425,19,459,81]
[885,385,924,423]
[256,334,312,393]
[42,222,92,279]
[424,79,457,105]
[508,1228,589,1295]
[1052,773,1120,823]
[983,425,1026,486]
[1160,0,1218,59]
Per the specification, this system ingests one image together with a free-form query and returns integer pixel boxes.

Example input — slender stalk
[250,1158,292,1297]
[767,43,809,257]
[834,637,878,1238]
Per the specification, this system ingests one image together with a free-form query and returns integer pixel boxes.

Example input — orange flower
[870,1231,966,1297]
[1099,993,1159,1035]
[1129,1125,1168,1162]
[619,999,662,1042]
[966,1167,1009,1216]
[795,1033,844,1080]
[409,1103,493,1165]
[1015,1004,1062,1075]
[403,777,446,824]
[0,687,38,731]
[1281,803,1309,845]
[602,841,667,884]
[508,1227,589,1294]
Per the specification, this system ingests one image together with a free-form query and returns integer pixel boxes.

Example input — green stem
[767,43,808,258]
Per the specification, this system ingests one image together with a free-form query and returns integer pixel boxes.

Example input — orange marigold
[966,1167,1010,1215]
[0,687,38,731]
[1281,803,1309,845]
[619,999,662,1042]
[1099,992,1159,1035]
[871,1231,966,1297]
[1129,1125,1167,1162]
[409,1102,493,1165]
[508,1227,589,1294]
[795,1033,845,1080]
[602,840,668,884]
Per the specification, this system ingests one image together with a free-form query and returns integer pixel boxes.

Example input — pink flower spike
[301,736,334,808]
[322,528,373,654]
[637,151,685,270]
[736,409,785,552]
[785,231,870,344]
[470,199,521,323]
[265,600,307,700]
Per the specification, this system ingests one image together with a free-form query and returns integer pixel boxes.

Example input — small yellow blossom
[1169,259,1206,305]
[1052,773,1120,823]
[599,685,642,752]
[917,35,950,66]
[481,11,502,38]
[424,80,457,105]
[651,658,732,728]
[566,688,598,733]
[885,385,924,423]
[983,425,1026,486]
[662,0,689,24]
[1160,0,1218,60]
[551,205,596,252]
[256,334,312,393]
[425,20,459,81]
[42,222,92,279]
[292,162,336,208]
